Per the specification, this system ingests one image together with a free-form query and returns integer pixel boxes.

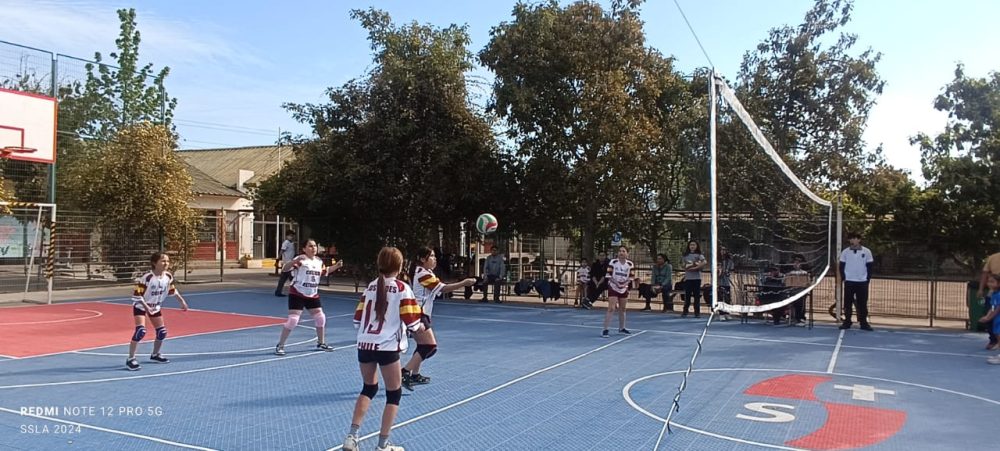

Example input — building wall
[187,195,255,261]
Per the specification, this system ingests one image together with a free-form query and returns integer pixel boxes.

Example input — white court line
[0,354,16,359]
[325,331,646,451]
[0,344,353,390]
[0,309,103,326]
[827,329,845,373]
[0,405,216,450]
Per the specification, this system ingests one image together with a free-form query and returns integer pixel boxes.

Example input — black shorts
[358,349,400,365]
[132,306,163,318]
[420,314,432,329]
[288,293,322,311]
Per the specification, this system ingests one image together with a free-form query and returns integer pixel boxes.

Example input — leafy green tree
[736,0,884,189]
[57,8,177,208]
[262,9,505,269]
[911,65,1000,273]
[480,0,678,259]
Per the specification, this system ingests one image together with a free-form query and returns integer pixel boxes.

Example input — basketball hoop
[0,146,38,158]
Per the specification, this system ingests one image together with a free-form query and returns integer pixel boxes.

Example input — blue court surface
[0,288,997,450]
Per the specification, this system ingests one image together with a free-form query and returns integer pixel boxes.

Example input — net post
[46,204,57,304]
[709,70,719,313]
[835,194,844,322]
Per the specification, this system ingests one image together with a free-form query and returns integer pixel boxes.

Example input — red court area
[0,302,283,358]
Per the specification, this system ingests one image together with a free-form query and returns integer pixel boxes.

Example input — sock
[349,424,359,436]
[378,435,390,448]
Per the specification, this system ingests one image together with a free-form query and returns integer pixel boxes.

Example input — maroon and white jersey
[606,258,635,294]
[131,271,176,314]
[412,266,444,317]
[288,255,325,299]
[353,277,423,352]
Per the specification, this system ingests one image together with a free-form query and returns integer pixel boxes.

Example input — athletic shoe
[987,355,1000,365]
[619,328,631,335]
[316,343,333,351]
[860,324,873,331]
[793,320,807,327]
[411,373,430,385]
[375,442,404,451]
[125,358,140,371]
[641,306,651,311]
[274,345,286,356]
[838,323,852,330]
[342,434,359,451]
[149,353,169,363]
[274,291,284,297]
[601,329,609,338]
[988,342,999,351]
[401,371,415,391]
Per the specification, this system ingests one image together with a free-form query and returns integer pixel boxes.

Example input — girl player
[342,247,424,451]
[274,239,343,356]
[401,247,475,389]
[575,258,590,306]
[602,246,635,338]
[126,252,188,371]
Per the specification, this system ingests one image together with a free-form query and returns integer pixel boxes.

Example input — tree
[66,122,196,277]
[57,8,177,208]
[480,0,679,259]
[736,0,884,189]
[262,9,506,269]
[911,65,1000,273]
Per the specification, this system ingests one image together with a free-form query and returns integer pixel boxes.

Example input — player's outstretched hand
[463,278,477,287]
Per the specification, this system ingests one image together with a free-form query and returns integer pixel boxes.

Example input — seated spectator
[759,266,786,324]
[784,255,810,326]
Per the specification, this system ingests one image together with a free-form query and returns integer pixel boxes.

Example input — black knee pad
[131,325,146,342]
[360,383,378,400]
[416,344,437,360]
[385,388,402,406]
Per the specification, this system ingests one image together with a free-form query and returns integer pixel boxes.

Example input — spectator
[785,255,810,327]
[274,231,295,297]
[759,266,786,325]
[575,258,590,307]
[715,247,734,321]
[977,274,1000,364]
[681,241,707,318]
[976,251,1000,350]
[839,232,874,331]
[482,246,506,303]
[645,254,672,312]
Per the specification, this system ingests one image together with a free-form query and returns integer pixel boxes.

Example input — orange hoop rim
[0,146,38,155]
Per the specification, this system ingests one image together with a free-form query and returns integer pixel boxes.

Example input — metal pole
[708,71,719,312]
[49,53,57,204]
[835,194,844,322]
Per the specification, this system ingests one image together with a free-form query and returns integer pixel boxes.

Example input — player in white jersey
[126,252,188,371]
[274,239,343,356]
[575,258,590,306]
[602,246,635,338]
[401,246,475,389]
[343,247,423,451]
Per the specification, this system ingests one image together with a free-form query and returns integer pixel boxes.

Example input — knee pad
[131,325,146,342]
[313,311,326,328]
[385,388,402,406]
[360,383,378,400]
[416,344,437,360]
[284,314,300,331]
[155,326,167,341]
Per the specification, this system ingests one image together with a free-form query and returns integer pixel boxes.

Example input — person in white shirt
[125,252,188,371]
[342,247,424,451]
[839,232,874,331]
[602,246,636,338]
[401,247,475,389]
[275,232,296,296]
[575,258,590,306]
[273,239,343,355]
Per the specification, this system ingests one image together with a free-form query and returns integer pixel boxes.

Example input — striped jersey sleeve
[399,296,423,330]
[352,295,365,329]
[416,267,442,291]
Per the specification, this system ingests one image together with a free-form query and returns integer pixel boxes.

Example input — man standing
[482,246,506,303]
[975,251,1000,349]
[274,232,296,297]
[839,232,874,331]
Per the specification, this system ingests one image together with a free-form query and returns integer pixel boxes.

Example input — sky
[3,0,999,184]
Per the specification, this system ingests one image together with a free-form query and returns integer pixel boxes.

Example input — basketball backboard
[0,88,56,163]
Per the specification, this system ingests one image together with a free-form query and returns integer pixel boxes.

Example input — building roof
[185,162,245,198]
[176,145,295,189]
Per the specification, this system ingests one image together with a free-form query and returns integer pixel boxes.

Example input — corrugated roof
[176,145,295,189]
[185,162,245,198]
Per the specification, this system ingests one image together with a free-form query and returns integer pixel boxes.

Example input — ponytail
[375,246,403,323]
[376,275,387,322]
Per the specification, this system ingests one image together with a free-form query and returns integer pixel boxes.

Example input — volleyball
[476,213,498,234]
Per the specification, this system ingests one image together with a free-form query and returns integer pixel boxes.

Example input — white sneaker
[342,434,359,451]
[376,442,404,451]
[987,355,1000,365]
